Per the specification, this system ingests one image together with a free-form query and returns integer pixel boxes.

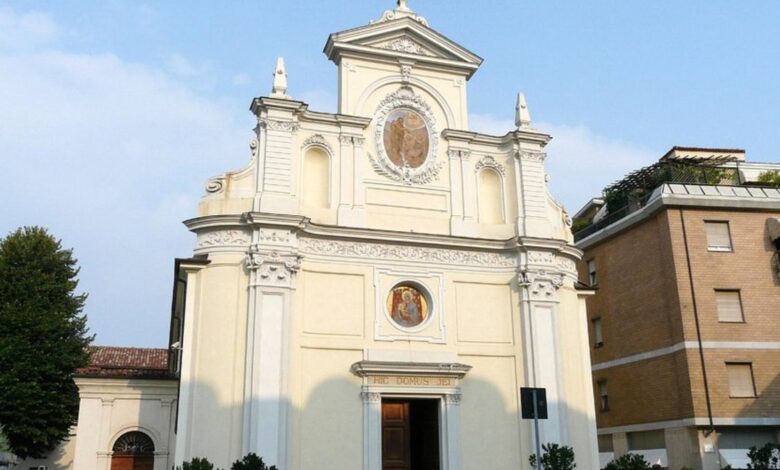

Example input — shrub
[232,453,278,470]
[747,442,780,469]
[757,170,780,186]
[529,443,576,470]
[604,453,651,470]
[178,457,215,470]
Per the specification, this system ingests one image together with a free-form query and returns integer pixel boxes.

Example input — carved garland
[369,88,442,185]
[475,156,506,175]
[380,37,433,57]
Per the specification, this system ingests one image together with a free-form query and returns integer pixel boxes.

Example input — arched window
[302,147,330,208]
[478,168,504,224]
[111,431,154,470]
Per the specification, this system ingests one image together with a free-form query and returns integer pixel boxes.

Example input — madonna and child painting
[387,285,429,328]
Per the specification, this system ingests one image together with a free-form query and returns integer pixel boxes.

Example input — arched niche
[302,146,331,208]
[477,168,505,224]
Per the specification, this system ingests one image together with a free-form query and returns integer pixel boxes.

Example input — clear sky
[2,1,778,347]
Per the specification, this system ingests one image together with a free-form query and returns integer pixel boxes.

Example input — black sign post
[521,387,548,470]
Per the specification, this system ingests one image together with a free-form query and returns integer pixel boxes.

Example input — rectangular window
[705,221,733,252]
[726,363,756,398]
[587,259,597,286]
[716,290,744,323]
[592,317,604,347]
[598,380,609,411]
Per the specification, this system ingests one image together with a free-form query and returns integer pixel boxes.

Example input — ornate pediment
[324,17,483,78]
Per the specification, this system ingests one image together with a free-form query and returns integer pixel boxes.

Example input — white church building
[24,2,600,469]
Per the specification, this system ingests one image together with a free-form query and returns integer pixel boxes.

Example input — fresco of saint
[383,109,429,169]
[387,285,428,328]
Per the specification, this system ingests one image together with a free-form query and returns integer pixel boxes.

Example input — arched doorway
[111,431,155,470]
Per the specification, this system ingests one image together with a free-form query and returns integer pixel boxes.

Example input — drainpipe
[678,209,716,437]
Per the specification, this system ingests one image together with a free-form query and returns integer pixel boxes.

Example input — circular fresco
[386,284,429,328]
[382,109,430,169]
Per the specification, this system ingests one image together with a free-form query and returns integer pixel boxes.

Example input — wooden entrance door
[110,454,154,470]
[382,400,411,470]
[382,399,441,470]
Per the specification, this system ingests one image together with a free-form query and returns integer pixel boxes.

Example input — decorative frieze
[299,238,516,268]
[197,230,251,248]
[518,151,547,163]
[259,118,300,133]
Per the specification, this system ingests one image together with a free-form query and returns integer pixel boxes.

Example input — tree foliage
[529,443,576,470]
[603,453,651,470]
[748,443,780,469]
[178,457,216,470]
[758,170,780,186]
[231,453,278,470]
[0,227,92,459]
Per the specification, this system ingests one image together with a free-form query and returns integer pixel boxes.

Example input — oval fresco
[382,109,429,169]
[386,284,429,328]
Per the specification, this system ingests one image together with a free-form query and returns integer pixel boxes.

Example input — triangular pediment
[324,17,483,78]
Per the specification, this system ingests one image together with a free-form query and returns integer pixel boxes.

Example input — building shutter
[726,363,755,397]
[705,222,732,251]
[716,290,744,322]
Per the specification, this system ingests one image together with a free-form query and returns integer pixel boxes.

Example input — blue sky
[2,1,778,347]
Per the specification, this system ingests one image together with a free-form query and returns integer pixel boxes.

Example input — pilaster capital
[518,269,564,301]
[246,246,302,288]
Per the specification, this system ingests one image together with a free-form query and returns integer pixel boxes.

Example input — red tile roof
[76,346,175,379]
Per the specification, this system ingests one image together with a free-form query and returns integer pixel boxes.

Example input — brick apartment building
[573,147,780,469]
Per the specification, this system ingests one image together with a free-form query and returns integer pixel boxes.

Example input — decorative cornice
[475,156,506,175]
[369,87,442,185]
[350,361,471,378]
[299,237,516,268]
[301,134,334,155]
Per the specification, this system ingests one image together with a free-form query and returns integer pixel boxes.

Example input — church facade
[23,2,599,469]
[172,2,598,469]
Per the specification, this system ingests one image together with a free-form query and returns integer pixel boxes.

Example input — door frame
[352,360,470,470]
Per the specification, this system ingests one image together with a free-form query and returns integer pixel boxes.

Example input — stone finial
[515,92,531,128]
[270,57,290,99]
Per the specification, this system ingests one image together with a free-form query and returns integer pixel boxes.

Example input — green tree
[231,453,278,470]
[747,442,780,469]
[0,227,92,459]
[529,443,576,470]
[603,453,651,470]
